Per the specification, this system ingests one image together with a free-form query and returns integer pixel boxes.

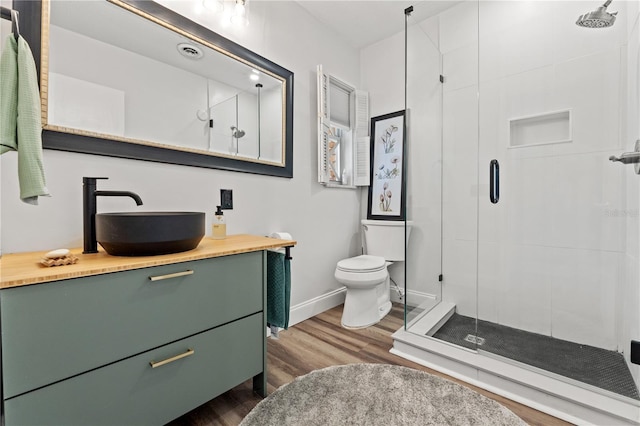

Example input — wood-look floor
[169,304,572,426]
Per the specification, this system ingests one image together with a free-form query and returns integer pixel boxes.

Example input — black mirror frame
[15,0,294,178]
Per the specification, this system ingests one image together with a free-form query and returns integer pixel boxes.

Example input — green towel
[0,35,50,205]
[267,251,291,330]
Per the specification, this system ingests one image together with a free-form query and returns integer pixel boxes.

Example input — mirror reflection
[45,0,285,165]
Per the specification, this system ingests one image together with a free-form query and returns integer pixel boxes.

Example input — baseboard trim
[286,287,431,328]
[288,287,346,327]
[390,289,436,307]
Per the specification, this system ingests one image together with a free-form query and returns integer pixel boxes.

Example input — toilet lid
[337,255,386,273]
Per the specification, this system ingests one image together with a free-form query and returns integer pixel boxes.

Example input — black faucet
[83,177,143,254]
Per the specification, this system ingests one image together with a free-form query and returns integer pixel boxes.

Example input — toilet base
[378,301,392,319]
[341,292,393,329]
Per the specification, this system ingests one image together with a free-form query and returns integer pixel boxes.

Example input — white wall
[0,1,363,319]
[260,86,284,163]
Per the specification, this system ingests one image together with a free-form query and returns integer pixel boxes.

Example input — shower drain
[464,334,485,345]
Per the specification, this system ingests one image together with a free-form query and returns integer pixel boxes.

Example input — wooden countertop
[0,235,296,289]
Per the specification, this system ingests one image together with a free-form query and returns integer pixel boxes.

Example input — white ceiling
[294,1,461,49]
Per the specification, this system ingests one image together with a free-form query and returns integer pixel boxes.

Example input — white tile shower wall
[479,11,554,81]
[405,21,444,304]
[500,244,553,336]
[553,1,629,65]
[259,86,284,164]
[477,241,500,324]
[438,1,477,55]
[0,1,363,314]
[442,239,477,317]
[439,1,631,349]
[549,248,620,349]
[236,91,260,159]
[441,81,479,317]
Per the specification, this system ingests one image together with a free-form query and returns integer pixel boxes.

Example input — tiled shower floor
[432,313,640,400]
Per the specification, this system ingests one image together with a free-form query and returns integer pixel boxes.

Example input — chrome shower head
[576,0,617,28]
[231,126,245,139]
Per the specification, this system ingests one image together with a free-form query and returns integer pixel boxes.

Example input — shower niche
[508,109,572,148]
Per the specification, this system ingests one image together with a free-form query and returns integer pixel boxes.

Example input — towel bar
[0,6,14,21]
[0,6,19,39]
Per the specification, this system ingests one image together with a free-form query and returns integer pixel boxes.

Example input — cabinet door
[1,251,263,398]
[4,313,263,426]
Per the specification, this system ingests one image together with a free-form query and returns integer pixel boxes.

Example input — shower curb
[391,328,640,425]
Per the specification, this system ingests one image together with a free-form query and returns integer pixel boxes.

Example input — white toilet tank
[362,219,412,262]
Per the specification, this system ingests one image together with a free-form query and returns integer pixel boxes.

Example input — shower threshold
[392,303,640,425]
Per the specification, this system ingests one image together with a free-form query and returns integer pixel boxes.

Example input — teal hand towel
[0,35,50,204]
[267,251,291,330]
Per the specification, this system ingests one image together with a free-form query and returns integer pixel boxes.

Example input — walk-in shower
[391,1,640,424]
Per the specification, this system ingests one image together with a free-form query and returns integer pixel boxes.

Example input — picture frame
[367,110,406,220]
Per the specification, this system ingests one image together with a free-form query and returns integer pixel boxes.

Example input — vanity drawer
[4,313,263,426]
[1,251,264,398]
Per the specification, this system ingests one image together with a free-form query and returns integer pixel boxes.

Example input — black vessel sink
[96,212,205,256]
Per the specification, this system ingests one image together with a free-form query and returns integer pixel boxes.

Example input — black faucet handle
[83,177,109,185]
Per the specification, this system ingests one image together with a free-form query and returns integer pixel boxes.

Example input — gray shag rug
[240,363,527,426]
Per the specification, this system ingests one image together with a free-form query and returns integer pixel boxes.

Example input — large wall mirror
[16,0,294,177]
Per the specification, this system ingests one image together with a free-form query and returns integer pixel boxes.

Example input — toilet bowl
[335,255,390,328]
[335,220,412,329]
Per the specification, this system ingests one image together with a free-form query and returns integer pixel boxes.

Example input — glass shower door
[475,0,640,401]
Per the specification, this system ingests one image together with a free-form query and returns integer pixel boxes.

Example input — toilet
[335,220,412,329]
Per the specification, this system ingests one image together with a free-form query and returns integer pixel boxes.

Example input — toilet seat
[336,255,386,273]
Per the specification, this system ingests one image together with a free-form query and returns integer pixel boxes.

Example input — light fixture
[230,0,248,26]
[250,69,260,81]
[202,0,224,13]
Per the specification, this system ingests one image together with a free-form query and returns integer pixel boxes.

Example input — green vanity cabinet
[0,251,268,425]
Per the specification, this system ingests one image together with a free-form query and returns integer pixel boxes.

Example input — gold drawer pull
[149,348,195,368]
[148,270,194,282]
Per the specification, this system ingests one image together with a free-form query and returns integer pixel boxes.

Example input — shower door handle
[609,152,640,164]
[489,160,499,204]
